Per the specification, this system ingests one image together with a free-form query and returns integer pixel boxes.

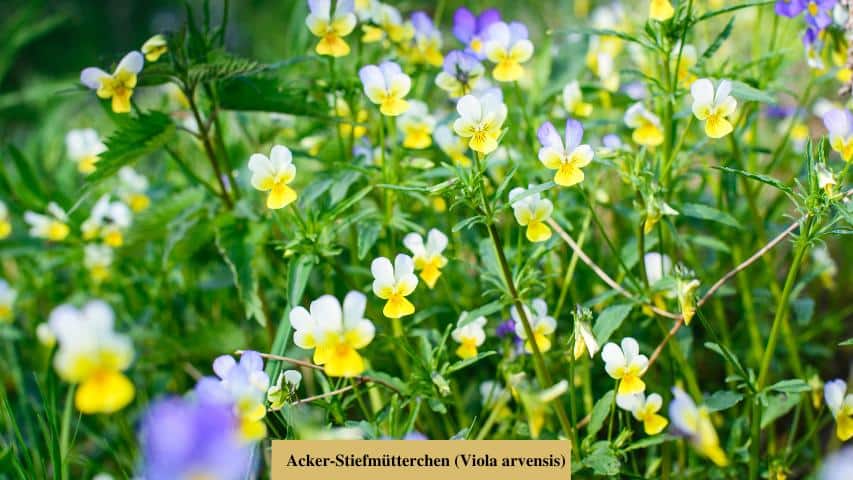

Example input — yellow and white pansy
[671,43,697,86]
[511,298,556,353]
[334,98,368,140]
[691,78,738,139]
[434,125,471,166]
[617,392,668,435]
[822,108,853,162]
[248,145,298,209]
[509,185,553,243]
[451,312,487,359]
[197,352,270,441]
[0,200,11,239]
[562,81,593,118]
[371,254,418,319]
[825,379,853,441]
[82,195,132,247]
[305,0,357,57]
[435,51,486,99]
[602,337,649,395]
[0,279,16,323]
[80,51,144,114]
[452,89,507,155]
[483,21,534,82]
[537,119,594,187]
[290,292,375,377]
[403,228,448,288]
[359,61,411,116]
[141,34,168,62]
[586,38,620,92]
[362,2,412,44]
[84,244,114,283]
[669,387,729,466]
[117,167,151,212]
[48,300,135,414]
[24,202,70,242]
[409,11,443,67]
[649,0,675,21]
[66,128,106,174]
[397,100,436,149]
[624,102,664,147]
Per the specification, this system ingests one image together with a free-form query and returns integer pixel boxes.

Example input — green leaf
[622,434,677,452]
[86,111,176,185]
[700,17,734,62]
[761,393,800,428]
[679,203,742,229]
[215,216,266,327]
[583,441,621,476]
[266,254,314,380]
[557,27,656,51]
[714,166,794,195]
[767,379,811,394]
[689,234,731,254]
[446,351,496,374]
[694,0,775,23]
[125,187,205,245]
[729,80,776,104]
[218,75,327,116]
[840,338,853,347]
[593,304,633,345]
[357,222,381,260]
[586,390,615,440]
[461,301,504,327]
[704,390,743,412]
[188,51,262,84]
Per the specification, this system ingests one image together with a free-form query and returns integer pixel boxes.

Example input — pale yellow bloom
[512,299,556,353]
[691,79,738,139]
[625,103,664,146]
[24,203,70,242]
[248,145,298,209]
[397,101,435,149]
[371,254,418,319]
[403,229,448,288]
[452,312,487,359]
[141,34,168,62]
[617,392,668,435]
[305,0,357,57]
[66,129,106,174]
[453,91,507,155]
[602,337,648,395]
[509,186,553,243]
[80,51,144,114]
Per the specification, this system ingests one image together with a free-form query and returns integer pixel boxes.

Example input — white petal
[456,95,482,122]
[82,300,114,332]
[289,306,313,331]
[825,379,848,415]
[311,295,343,333]
[714,79,733,106]
[359,65,384,91]
[531,298,549,319]
[394,254,415,278]
[403,232,425,256]
[116,51,144,74]
[426,229,448,255]
[621,337,640,361]
[308,0,331,16]
[690,78,714,108]
[213,355,237,379]
[269,145,293,171]
[371,256,395,285]
[80,67,109,89]
[617,393,642,412]
[646,393,663,412]
[342,291,367,328]
[601,342,626,368]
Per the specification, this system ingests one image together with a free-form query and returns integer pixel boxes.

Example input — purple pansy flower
[775,0,807,17]
[453,7,501,59]
[436,50,486,98]
[139,396,254,480]
[536,118,594,187]
[804,0,836,29]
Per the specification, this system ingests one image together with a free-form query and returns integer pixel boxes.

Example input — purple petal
[476,8,502,34]
[239,350,264,372]
[508,21,529,42]
[774,0,806,17]
[537,121,561,149]
[212,355,236,379]
[411,11,434,35]
[453,7,476,43]
[564,118,584,150]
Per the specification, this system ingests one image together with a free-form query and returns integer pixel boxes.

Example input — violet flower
[452,7,501,59]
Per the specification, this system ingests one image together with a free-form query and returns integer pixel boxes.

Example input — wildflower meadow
[2,0,853,478]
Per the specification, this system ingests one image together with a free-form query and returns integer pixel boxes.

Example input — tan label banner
[271,440,570,479]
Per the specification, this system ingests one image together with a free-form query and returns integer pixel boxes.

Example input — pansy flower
[80,51,144,114]
[586,39,620,92]
[362,3,412,44]
[409,11,443,66]
[359,61,411,116]
[669,387,729,466]
[0,200,11,239]
[305,0,357,57]
[776,0,807,17]
[572,307,599,360]
[816,162,837,195]
[334,98,368,140]
[403,228,448,288]
[434,125,471,166]
[562,81,593,118]
[117,167,151,212]
[49,301,135,414]
[141,34,168,62]
[248,145,298,209]
[509,185,554,242]
[825,379,853,441]
[537,119,594,187]
[483,21,534,82]
[436,51,486,98]
[511,299,556,353]
[691,78,738,138]
[649,0,675,21]
[822,108,853,161]
[602,337,648,395]
[25,202,70,242]
[371,254,418,319]
[195,351,270,441]
[624,102,664,146]
[396,100,436,149]
[452,312,487,359]
[453,90,507,154]
[452,7,501,59]
[267,369,302,410]
[805,0,836,29]
[0,279,16,324]
[84,244,114,283]
[617,392,668,435]
[82,195,132,247]
[66,128,106,174]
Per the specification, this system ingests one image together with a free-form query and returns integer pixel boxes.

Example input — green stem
[187,88,233,208]
[554,212,591,320]
[59,385,76,480]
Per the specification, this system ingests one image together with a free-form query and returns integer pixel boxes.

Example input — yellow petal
[643,414,668,435]
[383,295,415,319]
[324,346,365,377]
[380,97,409,116]
[700,443,729,467]
[650,0,675,21]
[46,222,70,242]
[705,115,733,139]
[618,375,646,395]
[554,165,585,187]
[633,124,664,146]
[267,184,297,209]
[111,90,133,114]
[837,414,853,441]
[316,35,351,57]
[240,419,267,441]
[526,221,552,243]
[75,371,135,414]
[456,341,478,359]
[419,264,441,289]
[128,193,150,212]
[493,61,524,82]
[0,221,10,239]
[103,230,123,248]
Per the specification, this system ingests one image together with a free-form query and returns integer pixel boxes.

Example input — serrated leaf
[218,75,327,116]
[125,187,205,245]
[714,166,794,195]
[704,390,743,412]
[679,203,742,229]
[593,304,633,345]
[86,111,176,184]
[586,390,615,440]
[215,216,266,327]
[188,52,262,83]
